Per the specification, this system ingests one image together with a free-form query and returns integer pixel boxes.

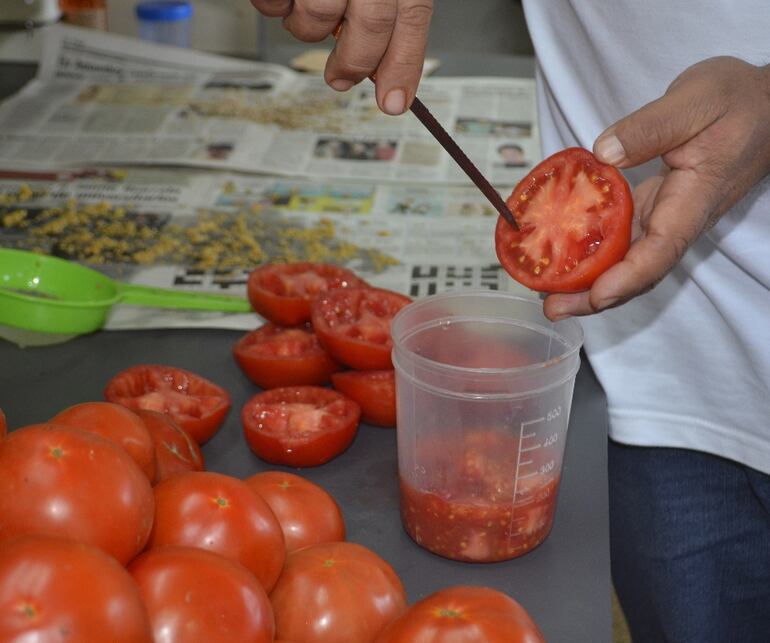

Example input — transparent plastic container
[391,290,583,562]
[136,1,193,48]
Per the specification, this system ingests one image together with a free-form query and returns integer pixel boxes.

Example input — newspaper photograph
[0,25,539,186]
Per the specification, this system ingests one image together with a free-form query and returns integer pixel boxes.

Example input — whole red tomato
[0,424,154,564]
[103,364,231,444]
[0,535,153,642]
[331,370,396,427]
[245,471,345,552]
[374,586,545,643]
[241,386,361,467]
[148,471,285,592]
[270,541,407,643]
[50,401,157,482]
[135,409,204,483]
[233,323,341,389]
[129,545,274,643]
[496,147,632,293]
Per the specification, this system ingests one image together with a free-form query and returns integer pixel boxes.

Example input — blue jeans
[609,440,770,643]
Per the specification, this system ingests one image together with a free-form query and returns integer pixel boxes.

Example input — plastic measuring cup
[391,290,583,562]
[0,248,251,343]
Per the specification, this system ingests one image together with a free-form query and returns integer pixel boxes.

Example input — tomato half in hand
[495,147,632,293]
[129,546,274,643]
[241,386,360,467]
[104,364,231,444]
[374,586,545,643]
[233,323,341,389]
[331,370,396,427]
[0,535,153,643]
[271,541,407,643]
[245,471,345,553]
[311,287,412,370]
[247,262,368,326]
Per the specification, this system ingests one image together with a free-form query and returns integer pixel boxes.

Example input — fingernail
[595,135,626,166]
[383,88,406,115]
[329,79,354,92]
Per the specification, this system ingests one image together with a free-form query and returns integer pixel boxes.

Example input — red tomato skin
[0,424,154,565]
[374,586,545,643]
[50,401,157,482]
[135,409,204,483]
[245,471,345,553]
[103,364,231,444]
[0,535,153,642]
[129,545,274,643]
[241,386,361,468]
[496,147,633,293]
[0,409,6,438]
[247,262,368,327]
[233,323,341,389]
[270,541,407,643]
[148,471,286,593]
[331,370,396,428]
[311,287,412,371]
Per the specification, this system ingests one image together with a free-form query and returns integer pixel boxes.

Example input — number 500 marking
[546,406,562,422]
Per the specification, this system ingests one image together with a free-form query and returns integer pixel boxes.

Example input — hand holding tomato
[543,56,770,320]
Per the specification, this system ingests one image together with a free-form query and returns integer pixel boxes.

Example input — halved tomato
[311,287,411,370]
[495,147,632,293]
[331,370,396,428]
[103,365,231,445]
[233,323,341,389]
[241,386,360,467]
[247,262,368,326]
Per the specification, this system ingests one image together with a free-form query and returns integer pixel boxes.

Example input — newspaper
[0,168,532,334]
[0,25,539,186]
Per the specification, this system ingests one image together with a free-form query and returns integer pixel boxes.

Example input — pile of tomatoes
[236,262,411,467]
[0,385,545,641]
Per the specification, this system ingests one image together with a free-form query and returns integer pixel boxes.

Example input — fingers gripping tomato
[496,147,632,293]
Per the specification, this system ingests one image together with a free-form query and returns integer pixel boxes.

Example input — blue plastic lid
[136,1,193,22]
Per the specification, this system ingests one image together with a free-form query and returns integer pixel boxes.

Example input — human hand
[249,0,433,115]
[544,56,770,320]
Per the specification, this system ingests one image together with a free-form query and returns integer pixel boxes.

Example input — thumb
[593,65,726,168]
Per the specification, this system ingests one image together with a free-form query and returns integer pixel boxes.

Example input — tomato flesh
[399,431,560,562]
[104,364,231,444]
[233,323,341,389]
[496,147,632,292]
[247,262,368,326]
[241,386,361,467]
[311,287,411,370]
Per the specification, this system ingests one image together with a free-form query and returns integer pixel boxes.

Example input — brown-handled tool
[331,24,518,230]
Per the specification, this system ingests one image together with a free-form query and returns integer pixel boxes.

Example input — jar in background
[135,1,193,48]
[59,0,107,30]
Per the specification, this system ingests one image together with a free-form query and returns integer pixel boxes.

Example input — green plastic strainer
[0,248,252,344]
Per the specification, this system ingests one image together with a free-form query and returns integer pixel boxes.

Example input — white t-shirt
[522,0,770,474]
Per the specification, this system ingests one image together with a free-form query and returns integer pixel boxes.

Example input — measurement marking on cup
[520,443,542,453]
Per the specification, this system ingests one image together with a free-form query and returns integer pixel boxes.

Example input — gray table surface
[0,46,610,643]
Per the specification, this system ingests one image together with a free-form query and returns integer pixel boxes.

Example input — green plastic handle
[117,283,252,313]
